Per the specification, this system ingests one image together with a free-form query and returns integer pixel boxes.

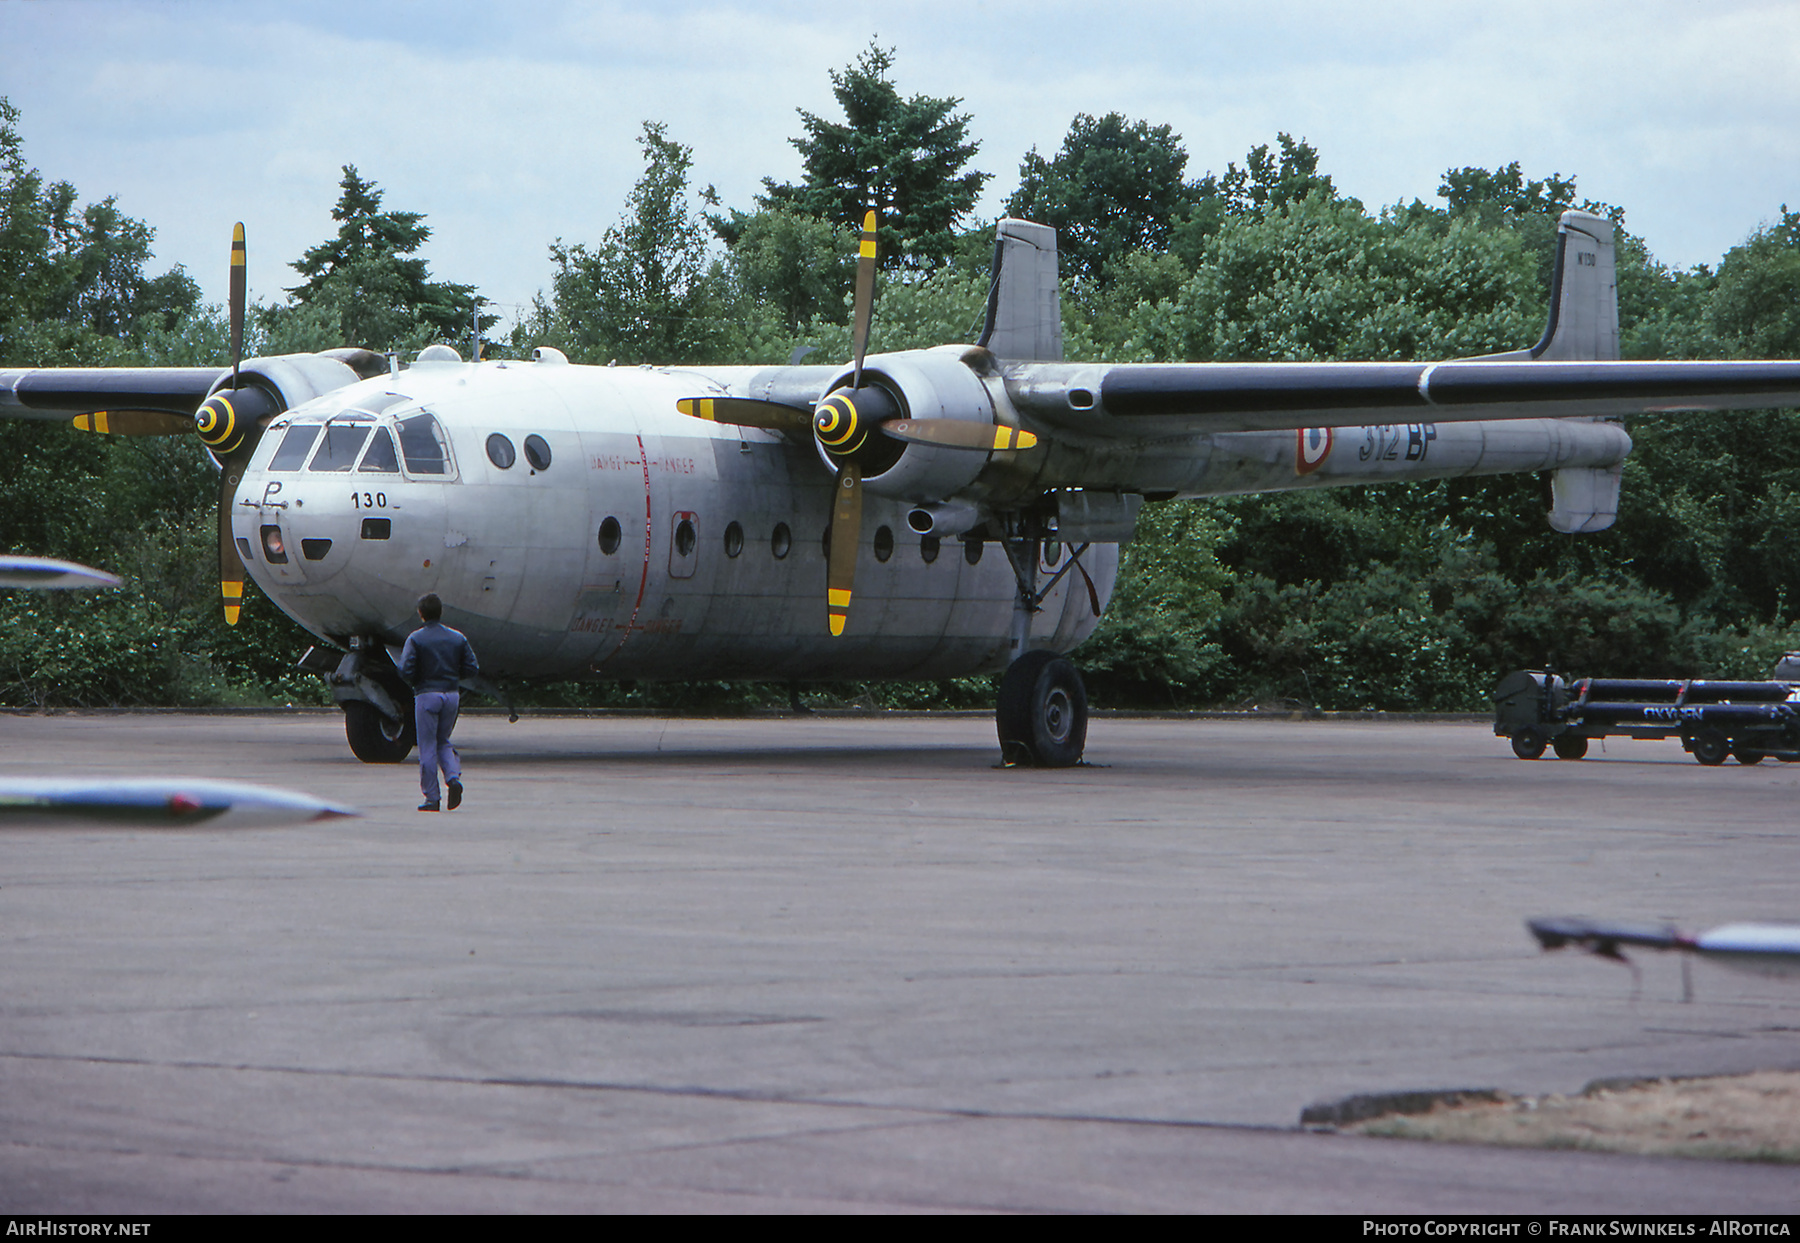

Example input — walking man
[400,593,479,812]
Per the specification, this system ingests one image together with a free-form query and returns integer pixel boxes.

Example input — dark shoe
[446,780,463,811]
[418,801,440,812]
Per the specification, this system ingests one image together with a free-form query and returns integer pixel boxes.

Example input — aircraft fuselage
[232,357,1113,682]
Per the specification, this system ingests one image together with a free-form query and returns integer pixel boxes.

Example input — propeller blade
[218,466,246,626]
[827,463,862,637]
[230,222,246,386]
[0,556,120,590]
[879,419,1039,452]
[675,397,812,434]
[850,209,877,388]
[70,410,199,436]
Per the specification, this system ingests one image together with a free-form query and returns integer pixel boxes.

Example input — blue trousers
[415,691,462,803]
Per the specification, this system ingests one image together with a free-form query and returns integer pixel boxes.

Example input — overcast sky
[6,0,1798,331]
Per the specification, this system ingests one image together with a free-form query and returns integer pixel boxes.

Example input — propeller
[675,209,1037,635]
[68,222,280,625]
[197,224,282,626]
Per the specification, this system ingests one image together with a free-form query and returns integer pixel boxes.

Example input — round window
[1043,540,1061,568]
[920,535,940,564]
[485,434,515,469]
[723,521,744,558]
[598,516,622,555]
[674,518,697,557]
[771,522,792,560]
[873,525,894,563]
[524,434,552,471]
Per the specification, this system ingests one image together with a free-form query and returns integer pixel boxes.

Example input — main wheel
[997,650,1088,768]
[1690,726,1730,766]
[1511,727,1548,760]
[1734,748,1766,765]
[1552,734,1589,760]
[345,699,416,763]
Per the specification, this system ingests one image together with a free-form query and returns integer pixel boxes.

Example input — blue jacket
[400,622,478,693]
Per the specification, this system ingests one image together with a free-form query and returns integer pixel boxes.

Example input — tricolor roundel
[1296,427,1333,475]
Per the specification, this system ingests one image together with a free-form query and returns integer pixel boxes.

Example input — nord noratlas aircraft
[6,211,1800,766]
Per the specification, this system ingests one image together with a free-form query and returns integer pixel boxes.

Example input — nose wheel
[998,650,1089,767]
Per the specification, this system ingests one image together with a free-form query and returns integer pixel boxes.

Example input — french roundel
[1296,427,1332,475]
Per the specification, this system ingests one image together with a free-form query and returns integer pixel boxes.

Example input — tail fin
[1527,210,1620,362]
[1524,211,1625,534]
[977,219,1063,362]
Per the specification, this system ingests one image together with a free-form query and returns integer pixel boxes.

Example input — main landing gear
[992,517,1093,768]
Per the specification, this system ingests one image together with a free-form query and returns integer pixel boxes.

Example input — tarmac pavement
[1,711,1796,1213]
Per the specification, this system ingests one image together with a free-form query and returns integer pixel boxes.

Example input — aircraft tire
[997,650,1087,768]
[1734,748,1766,765]
[1551,734,1589,760]
[1691,726,1730,766]
[345,700,416,764]
[1510,727,1548,760]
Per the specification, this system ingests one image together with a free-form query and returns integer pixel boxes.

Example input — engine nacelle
[819,346,997,504]
[204,352,365,412]
[199,353,366,463]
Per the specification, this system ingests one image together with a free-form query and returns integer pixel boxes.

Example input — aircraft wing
[0,778,358,827]
[1528,916,1683,959]
[1004,359,1800,438]
[0,366,226,419]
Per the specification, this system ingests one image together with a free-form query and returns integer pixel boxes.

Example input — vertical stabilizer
[1532,211,1624,533]
[1530,211,1620,362]
[977,219,1063,362]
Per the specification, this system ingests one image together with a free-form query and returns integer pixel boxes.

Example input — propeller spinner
[676,209,1037,636]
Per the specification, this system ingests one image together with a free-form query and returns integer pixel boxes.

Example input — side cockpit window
[396,412,451,477]
[359,428,400,473]
[267,424,321,472]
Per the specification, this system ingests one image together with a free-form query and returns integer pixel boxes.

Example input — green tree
[1006,113,1192,283]
[714,202,857,332]
[1169,133,1336,266]
[1709,206,1800,358]
[545,122,728,364]
[0,97,200,364]
[275,165,485,353]
[1130,192,1540,364]
[760,43,988,270]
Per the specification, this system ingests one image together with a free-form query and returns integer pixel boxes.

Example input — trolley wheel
[1690,727,1730,767]
[1511,727,1548,760]
[1551,734,1589,760]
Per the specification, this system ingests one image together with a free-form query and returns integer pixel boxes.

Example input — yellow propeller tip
[223,607,240,626]
[829,615,847,637]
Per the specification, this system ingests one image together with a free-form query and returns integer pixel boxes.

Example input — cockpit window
[309,424,371,472]
[396,412,450,476]
[267,424,321,472]
[358,428,399,473]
